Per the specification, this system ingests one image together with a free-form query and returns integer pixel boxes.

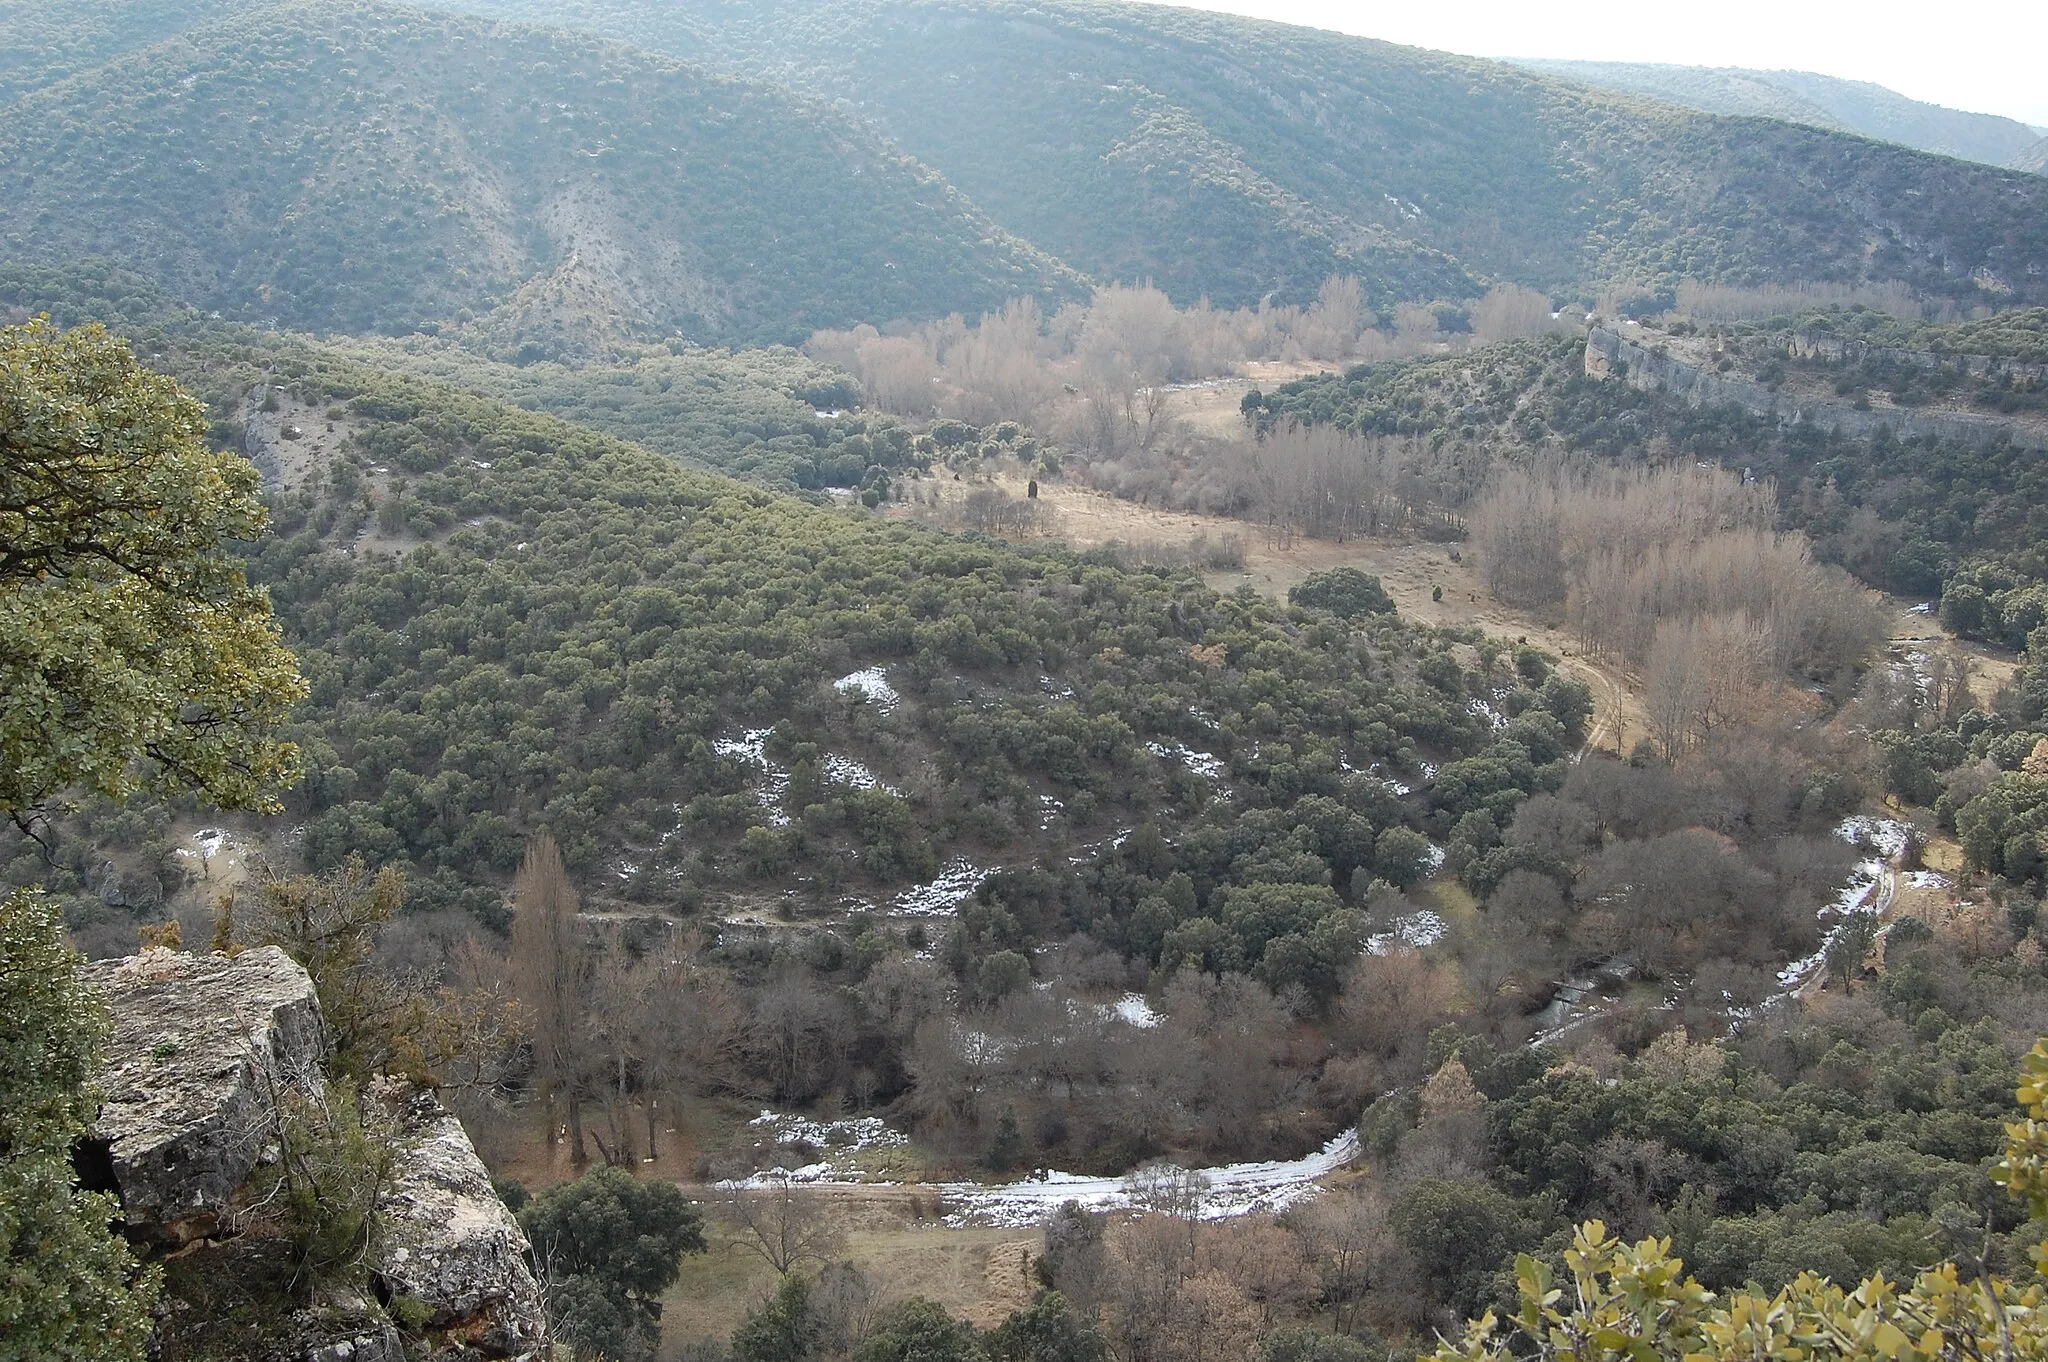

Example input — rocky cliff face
[1585,324,2048,451]
[84,946,329,1247]
[373,1083,552,1360]
[84,948,551,1362]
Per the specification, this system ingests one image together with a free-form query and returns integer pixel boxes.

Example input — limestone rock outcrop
[372,1083,551,1361]
[84,948,552,1360]
[83,946,328,1244]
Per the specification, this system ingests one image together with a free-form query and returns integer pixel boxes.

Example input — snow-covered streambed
[934,1127,1359,1227]
[725,1113,1361,1230]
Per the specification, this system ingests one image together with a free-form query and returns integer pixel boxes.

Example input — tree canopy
[0,888,157,1362]
[518,1166,706,1360]
[0,318,303,821]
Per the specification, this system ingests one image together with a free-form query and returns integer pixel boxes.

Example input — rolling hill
[426,0,2048,310]
[9,0,2048,332]
[0,0,1079,348]
[1514,60,2048,170]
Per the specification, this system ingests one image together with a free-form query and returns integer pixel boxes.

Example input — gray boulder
[372,1084,551,1361]
[83,946,328,1244]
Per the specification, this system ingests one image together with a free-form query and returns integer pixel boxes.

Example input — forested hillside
[0,1,1076,347]
[0,272,1592,996]
[1249,308,2048,615]
[433,0,2048,311]
[1514,60,2047,170]
[11,0,2048,334]
[17,6,2048,1360]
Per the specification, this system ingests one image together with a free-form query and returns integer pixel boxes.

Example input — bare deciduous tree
[510,831,590,1161]
[714,1174,845,1276]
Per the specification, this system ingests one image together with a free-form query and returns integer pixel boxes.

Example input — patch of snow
[894,859,989,916]
[715,727,791,826]
[1906,870,1951,889]
[1774,829,1902,995]
[1837,815,1911,861]
[1467,697,1510,730]
[825,753,896,793]
[175,827,236,861]
[939,1127,1360,1227]
[835,667,899,713]
[1039,794,1065,830]
[1146,740,1226,780]
[1110,994,1162,1028]
[1366,910,1447,955]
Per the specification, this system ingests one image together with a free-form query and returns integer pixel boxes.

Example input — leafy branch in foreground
[1436,1040,2048,1361]
[0,318,304,823]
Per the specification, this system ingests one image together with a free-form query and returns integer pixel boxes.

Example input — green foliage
[985,1107,1026,1173]
[1436,1041,2048,1361]
[519,1166,707,1360]
[984,1292,1110,1362]
[1436,1218,2048,1362]
[1955,772,2048,883]
[244,855,407,1079]
[0,318,303,818]
[854,1298,982,1362]
[732,1273,820,1362]
[1392,1177,1545,1321]
[0,3,1077,347]
[1481,1008,2022,1296]
[268,1080,397,1283]
[332,337,910,492]
[0,889,158,1362]
[0,306,1576,959]
[1288,567,1395,620]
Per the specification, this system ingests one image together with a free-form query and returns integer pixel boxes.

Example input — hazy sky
[1166,0,2048,129]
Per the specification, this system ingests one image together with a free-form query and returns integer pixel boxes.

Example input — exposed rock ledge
[84,948,551,1360]
[373,1083,552,1361]
[84,946,328,1245]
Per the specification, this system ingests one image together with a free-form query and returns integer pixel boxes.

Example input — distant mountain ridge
[6,0,2048,341]
[0,0,1079,347]
[425,0,2048,309]
[1515,59,2047,171]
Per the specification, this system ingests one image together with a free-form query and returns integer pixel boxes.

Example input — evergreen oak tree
[0,317,304,824]
[0,318,305,1359]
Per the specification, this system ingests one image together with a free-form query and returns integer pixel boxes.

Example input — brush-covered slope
[0,0,1077,348]
[1515,60,2047,170]
[0,0,273,104]
[0,265,1585,956]
[432,0,2048,310]
[1252,307,2048,617]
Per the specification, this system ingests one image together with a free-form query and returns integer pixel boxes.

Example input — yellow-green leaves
[0,318,304,817]
[1436,1048,2048,1362]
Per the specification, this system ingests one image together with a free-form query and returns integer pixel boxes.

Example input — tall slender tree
[511,832,590,1162]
